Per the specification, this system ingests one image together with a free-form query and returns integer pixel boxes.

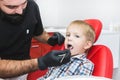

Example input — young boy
[38,20,95,80]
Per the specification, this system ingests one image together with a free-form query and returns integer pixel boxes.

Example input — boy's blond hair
[69,20,95,44]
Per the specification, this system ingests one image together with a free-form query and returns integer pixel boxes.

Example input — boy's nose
[68,37,72,41]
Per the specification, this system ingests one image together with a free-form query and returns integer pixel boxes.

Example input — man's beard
[0,10,26,24]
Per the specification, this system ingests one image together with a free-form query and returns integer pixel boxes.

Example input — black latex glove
[38,49,71,70]
[47,32,65,46]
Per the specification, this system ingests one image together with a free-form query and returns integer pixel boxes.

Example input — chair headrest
[84,19,102,43]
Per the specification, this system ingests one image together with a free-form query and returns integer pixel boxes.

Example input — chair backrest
[84,19,113,79]
[84,19,102,42]
[87,45,113,78]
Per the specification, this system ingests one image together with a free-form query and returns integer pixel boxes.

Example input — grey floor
[112,68,120,80]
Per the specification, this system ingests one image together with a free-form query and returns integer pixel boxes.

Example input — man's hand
[47,32,65,46]
[38,49,71,70]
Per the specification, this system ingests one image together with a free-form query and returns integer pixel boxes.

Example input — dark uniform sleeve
[31,0,44,36]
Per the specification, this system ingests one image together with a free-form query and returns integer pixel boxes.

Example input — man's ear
[84,41,93,50]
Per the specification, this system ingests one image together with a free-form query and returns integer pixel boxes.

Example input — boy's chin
[69,50,74,56]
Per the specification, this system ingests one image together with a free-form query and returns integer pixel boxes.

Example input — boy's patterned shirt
[38,54,94,80]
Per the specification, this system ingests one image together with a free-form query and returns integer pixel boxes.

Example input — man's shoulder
[28,0,35,3]
[26,0,39,13]
[27,0,38,7]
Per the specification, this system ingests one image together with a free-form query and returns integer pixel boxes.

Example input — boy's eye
[75,35,80,38]
[66,34,70,37]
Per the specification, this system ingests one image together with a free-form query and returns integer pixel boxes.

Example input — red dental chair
[84,19,113,78]
[27,19,113,80]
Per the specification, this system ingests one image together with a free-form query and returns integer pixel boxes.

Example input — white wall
[35,0,120,28]
[35,0,58,27]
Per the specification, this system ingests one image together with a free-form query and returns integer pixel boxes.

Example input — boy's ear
[84,41,93,50]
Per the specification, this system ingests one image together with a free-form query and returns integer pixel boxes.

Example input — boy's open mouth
[67,44,73,50]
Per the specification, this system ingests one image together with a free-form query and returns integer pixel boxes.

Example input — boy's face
[65,24,91,56]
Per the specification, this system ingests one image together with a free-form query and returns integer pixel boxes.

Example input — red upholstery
[84,19,102,42]
[27,19,113,80]
[84,19,113,78]
[87,45,113,78]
